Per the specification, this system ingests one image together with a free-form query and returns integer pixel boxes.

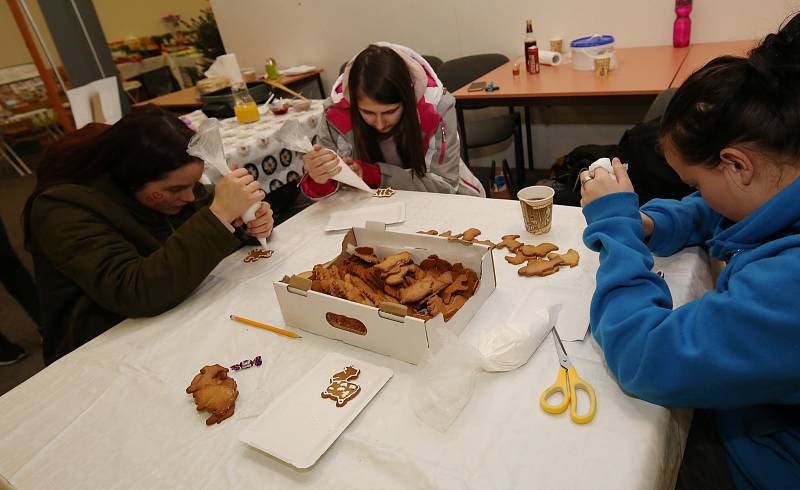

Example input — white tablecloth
[0,191,712,489]
[219,101,323,194]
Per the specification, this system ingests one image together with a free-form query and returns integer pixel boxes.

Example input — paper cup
[517,186,555,234]
[594,55,611,78]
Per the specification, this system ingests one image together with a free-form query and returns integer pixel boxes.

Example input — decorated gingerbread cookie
[243,249,274,263]
[321,366,362,407]
[374,187,396,198]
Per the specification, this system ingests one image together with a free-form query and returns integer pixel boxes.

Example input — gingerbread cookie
[417,230,439,235]
[519,243,559,258]
[321,366,362,407]
[504,252,528,265]
[518,258,562,277]
[497,235,524,252]
[305,250,478,322]
[375,251,412,272]
[243,248,274,263]
[547,248,580,267]
[353,246,380,264]
[186,364,239,425]
[458,228,482,242]
[373,187,396,198]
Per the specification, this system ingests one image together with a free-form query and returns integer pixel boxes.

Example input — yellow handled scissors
[539,328,597,424]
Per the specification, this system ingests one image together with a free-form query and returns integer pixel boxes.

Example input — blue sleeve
[641,192,722,256]
[583,193,800,408]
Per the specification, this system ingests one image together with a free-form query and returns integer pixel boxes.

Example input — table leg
[456,106,469,166]
[512,109,525,186]
[524,106,534,170]
[315,74,325,98]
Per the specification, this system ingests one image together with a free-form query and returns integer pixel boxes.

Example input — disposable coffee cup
[594,55,611,78]
[517,186,555,234]
[241,69,256,82]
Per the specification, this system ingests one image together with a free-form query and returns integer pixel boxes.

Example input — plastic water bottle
[673,0,692,47]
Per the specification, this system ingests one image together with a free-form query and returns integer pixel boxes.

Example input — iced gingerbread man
[321,366,362,407]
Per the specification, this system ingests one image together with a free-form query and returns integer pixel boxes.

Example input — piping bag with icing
[188,119,267,249]
[275,119,372,193]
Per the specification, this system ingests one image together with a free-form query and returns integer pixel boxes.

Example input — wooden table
[670,39,758,87]
[139,68,325,110]
[452,45,690,171]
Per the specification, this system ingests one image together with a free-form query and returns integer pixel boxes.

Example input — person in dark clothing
[0,216,39,365]
[22,106,273,364]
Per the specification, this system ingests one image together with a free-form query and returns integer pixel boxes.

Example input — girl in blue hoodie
[579,15,800,490]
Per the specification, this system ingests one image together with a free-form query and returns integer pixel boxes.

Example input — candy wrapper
[230,355,263,371]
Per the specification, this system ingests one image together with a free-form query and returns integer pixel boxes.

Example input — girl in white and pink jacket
[302,42,485,198]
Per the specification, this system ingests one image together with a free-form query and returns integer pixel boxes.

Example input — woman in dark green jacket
[23,106,273,364]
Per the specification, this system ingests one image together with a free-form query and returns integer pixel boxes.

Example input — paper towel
[479,306,555,372]
[589,157,629,182]
[538,50,562,66]
[205,54,244,85]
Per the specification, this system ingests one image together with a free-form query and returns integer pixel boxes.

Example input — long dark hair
[660,14,800,167]
[23,105,196,249]
[348,45,426,178]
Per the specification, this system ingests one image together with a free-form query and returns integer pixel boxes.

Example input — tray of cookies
[273,222,496,364]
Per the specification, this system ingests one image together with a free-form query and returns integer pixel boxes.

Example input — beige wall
[211,0,799,90]
[91,0,209,42]
[210,0,800,170]
[0,1,60,70]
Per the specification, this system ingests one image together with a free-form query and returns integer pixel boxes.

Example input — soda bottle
[524,19,537,72]
[673,0,692,47]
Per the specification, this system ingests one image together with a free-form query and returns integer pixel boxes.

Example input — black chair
[437,54,525,187]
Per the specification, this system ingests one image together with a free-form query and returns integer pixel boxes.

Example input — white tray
[239,352,393,468]
[324,202,405,231]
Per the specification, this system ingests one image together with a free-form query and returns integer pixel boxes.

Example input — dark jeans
[676,410,736,490]
[0,217,39,339]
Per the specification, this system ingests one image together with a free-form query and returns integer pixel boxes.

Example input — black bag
[549,144,619,206]
[548,118,692,207]
[618,118,693,205]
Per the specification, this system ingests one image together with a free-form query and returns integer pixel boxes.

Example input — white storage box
[274,223,496,364]
[571,34,619,71]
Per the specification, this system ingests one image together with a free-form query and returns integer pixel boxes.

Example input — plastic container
[570,35,618,71]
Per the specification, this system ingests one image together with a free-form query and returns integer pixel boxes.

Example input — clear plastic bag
[408,327,483,432]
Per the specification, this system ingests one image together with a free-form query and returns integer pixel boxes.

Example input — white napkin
[65,76,121,129]
[479,305,556,372]
[589,157,628,182]
[274,120,372,193]
[205,53,243,85]
[279,65,317,76]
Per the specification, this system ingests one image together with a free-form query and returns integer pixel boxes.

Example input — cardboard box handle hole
[325,313,367,336]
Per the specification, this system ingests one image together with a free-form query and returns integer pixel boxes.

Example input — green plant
[182,8,225,71]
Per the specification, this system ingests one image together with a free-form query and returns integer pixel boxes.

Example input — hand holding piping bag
[187,119,269,248]
[302,144,372,192]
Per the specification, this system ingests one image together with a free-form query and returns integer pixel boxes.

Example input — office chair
[437,54,525,186]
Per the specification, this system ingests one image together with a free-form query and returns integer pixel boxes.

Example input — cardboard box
[274,223,496,364]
